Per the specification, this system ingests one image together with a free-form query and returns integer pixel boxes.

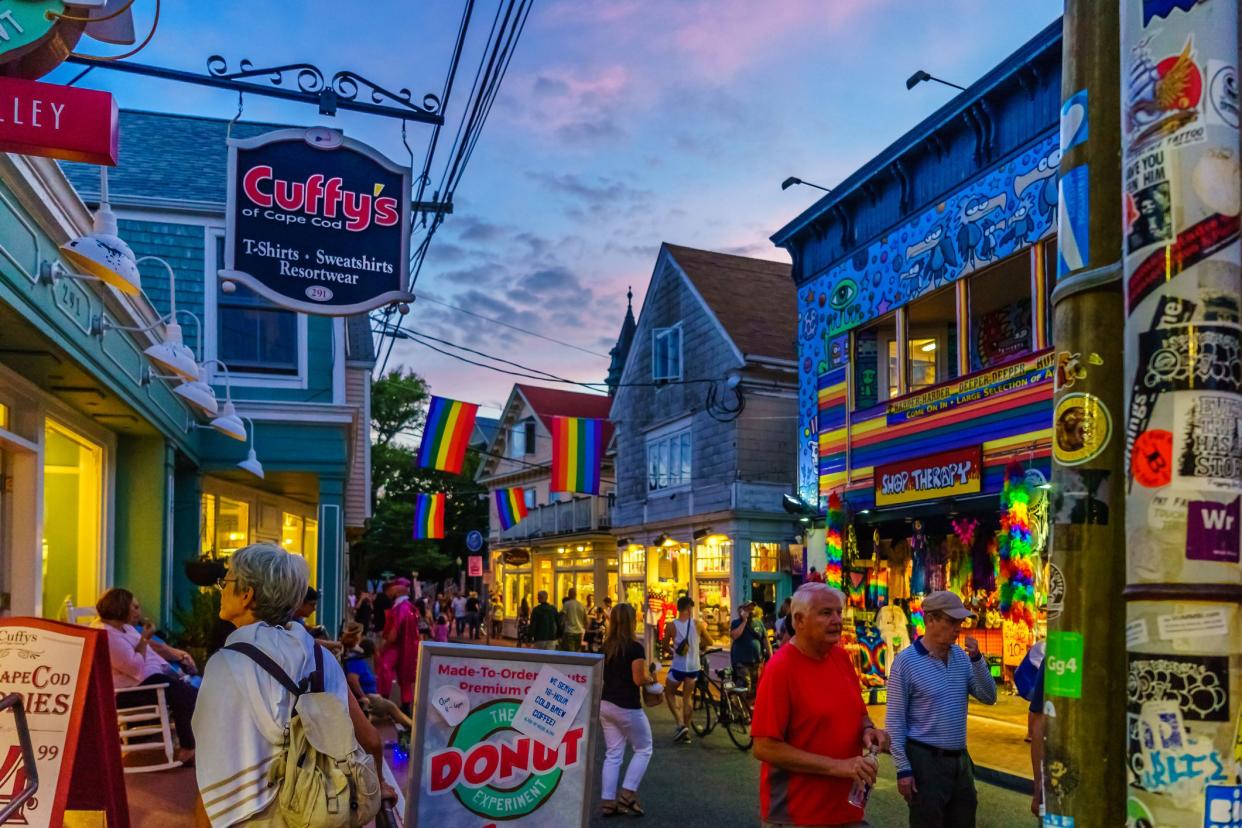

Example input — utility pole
[1041,2,1127,825]
[1120,1,1242,825]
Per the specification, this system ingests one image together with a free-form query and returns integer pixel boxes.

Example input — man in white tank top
[662,595,711,743]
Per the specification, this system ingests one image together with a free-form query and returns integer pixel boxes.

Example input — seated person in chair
[94,587,197,765]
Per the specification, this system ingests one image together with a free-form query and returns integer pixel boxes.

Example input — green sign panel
[1045,631,1084,699]
[0,1,65,62]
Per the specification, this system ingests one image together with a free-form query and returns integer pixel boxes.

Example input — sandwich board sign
[407,642,603,826]
[0,618,128,827]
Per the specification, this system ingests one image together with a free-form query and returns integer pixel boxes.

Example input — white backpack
[226,643,381,827]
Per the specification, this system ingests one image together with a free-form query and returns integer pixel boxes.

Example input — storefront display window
[536,558,553,601]
[969,252,1032,371]
[282,513,305,554]
[750,542,779,574]
[852,314,898,408]
[217,497,250,556]
[42,420,103,619]
[201,494,217,558]
[620,545,645,577]
[695,535,732,576]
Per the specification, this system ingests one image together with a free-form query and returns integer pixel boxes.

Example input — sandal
[617,793,645,816]
[600,801,629,818]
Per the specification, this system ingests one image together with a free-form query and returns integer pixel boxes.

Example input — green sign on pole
[0,1,66,62]
[1045,631,1084,699]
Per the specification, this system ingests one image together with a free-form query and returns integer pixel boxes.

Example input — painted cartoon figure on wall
[793,130,1060,501]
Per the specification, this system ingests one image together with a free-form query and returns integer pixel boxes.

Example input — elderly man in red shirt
[752,583,890,827]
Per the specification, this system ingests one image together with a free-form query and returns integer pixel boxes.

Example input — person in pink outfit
[380,577,420,710]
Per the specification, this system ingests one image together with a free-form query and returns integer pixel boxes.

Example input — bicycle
[690,647,753,750]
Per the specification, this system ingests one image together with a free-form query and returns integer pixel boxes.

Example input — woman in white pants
[599,603,657,817]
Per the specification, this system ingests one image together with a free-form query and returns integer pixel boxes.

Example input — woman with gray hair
[192,543,390,826]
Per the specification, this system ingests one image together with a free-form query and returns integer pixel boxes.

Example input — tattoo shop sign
[874,445,982,507]
[221,127,413,315]
[407,642,603,827]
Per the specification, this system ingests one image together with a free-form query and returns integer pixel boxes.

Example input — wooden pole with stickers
[0,619,129,828]
[1041,1,1128,825]
[1119,1,1242,826]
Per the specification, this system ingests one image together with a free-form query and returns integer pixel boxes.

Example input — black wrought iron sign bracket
[64,55,444,125]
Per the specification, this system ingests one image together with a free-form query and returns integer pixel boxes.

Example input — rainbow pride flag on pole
[551,416,604,495]
[417,396,479,474]
[413,493,446,540]
[494,487,529,531]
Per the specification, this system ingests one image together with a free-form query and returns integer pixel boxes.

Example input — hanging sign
[0,618,129,827]
[874,445,983,507]
[407,643,602,827]
[0,76,117,164]
[221,127,413,315]
[467,555,483,577]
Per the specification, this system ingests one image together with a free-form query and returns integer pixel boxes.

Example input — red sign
[468,555,483,577]
[0,77,118,165]
[874,445,983,507]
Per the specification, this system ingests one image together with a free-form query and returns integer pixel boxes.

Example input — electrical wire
[415,294,610,358]
[69,0,160,61]
[396,425,618,486]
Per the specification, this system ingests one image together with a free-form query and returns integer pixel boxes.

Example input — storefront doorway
[42,419,104,619]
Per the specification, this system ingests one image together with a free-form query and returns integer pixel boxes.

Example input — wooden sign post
[0,618,128,827]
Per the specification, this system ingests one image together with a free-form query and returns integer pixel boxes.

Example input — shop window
[216,497,250,557]
[852,314,897,409]
[304,518,318,589]
[905,287,959,389]
[647,428,691,491]
[0,402,7,430]
[968,252,1032,371]
[750,542,779,574]
[200,494,217,558]
[652,325,682,382]
[42,420,103,619]
[282,513,305,554]
[620,545,645,577]
[216,236,298,375]
[695,535,732,576]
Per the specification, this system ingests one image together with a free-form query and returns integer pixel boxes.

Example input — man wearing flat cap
[886,590,997,827]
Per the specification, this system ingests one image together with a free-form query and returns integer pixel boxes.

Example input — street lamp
[905,70,966,92]
[781,176,833,193]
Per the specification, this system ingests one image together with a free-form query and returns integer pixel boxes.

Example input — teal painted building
[0,110,373,633]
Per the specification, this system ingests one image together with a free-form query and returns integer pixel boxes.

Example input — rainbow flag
[417,396,479,474]
[550,416,603,494]
[494,487,529,531]
[413,493,446,540]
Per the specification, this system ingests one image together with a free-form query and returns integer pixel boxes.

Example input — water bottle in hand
[847,749,878,808]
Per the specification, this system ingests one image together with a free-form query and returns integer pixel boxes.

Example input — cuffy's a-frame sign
[0,618,128,827]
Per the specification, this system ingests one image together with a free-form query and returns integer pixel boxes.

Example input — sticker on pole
[1044,631,1083,699]
[1203,785,1242,828]
[1054,393,1112,466]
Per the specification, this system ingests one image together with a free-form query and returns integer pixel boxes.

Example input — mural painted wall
[795,129,1061,503]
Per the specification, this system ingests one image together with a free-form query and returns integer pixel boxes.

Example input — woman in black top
[599,603,656,817]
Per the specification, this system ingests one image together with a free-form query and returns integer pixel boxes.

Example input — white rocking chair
[114,682,183,773]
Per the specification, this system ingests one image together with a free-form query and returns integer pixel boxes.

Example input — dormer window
[508,418,536,458]
[652,325,682,382]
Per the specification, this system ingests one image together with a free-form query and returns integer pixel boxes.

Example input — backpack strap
[225,643,308,697]
[308,642,325,694]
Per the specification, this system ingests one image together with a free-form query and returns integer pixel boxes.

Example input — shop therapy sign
[220,127,413,315]
[875,445,983,507]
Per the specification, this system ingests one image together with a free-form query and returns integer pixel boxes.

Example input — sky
[52,1,1063,418]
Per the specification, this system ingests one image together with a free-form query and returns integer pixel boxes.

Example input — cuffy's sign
[221,127,413,315]
[874,445,983,507]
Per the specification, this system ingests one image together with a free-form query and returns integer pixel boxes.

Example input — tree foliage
[352,369,487,585]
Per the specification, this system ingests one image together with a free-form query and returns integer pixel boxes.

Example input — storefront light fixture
[920,341,937,352]
[173,378,219,418]
[238,416,265,480]
[200,360,246,441]
[58,167,142,296]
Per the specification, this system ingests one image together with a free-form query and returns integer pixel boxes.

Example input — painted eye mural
[829,278,859,310]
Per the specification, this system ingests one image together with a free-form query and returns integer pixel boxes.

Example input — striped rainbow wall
[819,349,1055,506]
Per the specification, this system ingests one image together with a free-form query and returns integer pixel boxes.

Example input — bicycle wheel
[724,692,753,750]
[690,684,714,736]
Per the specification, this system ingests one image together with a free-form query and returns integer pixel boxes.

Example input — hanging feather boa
[825,492,845,590]
[999,461,1036,628]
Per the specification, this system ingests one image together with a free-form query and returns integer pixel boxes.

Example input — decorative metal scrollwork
[206,56,326,94]
[206,56,440,116]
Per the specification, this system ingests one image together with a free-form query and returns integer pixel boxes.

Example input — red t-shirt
[751,642,866,825]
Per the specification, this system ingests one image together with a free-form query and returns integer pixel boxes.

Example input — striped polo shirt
[885,637,998,778]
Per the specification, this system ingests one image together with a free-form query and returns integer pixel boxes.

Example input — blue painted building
[771,22,1061,641]
[47,110,375,631]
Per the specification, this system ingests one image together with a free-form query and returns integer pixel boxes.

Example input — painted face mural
[794,130,1060,501]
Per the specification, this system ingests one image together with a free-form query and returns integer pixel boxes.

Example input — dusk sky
[52,1,1062,417]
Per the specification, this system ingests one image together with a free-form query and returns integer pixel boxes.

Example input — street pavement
[589,706,1035,828]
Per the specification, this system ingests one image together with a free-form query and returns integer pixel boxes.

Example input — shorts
[668,668,700,683]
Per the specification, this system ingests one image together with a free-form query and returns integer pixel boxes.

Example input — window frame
[206,227,308,388]
[651,324,684,382]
